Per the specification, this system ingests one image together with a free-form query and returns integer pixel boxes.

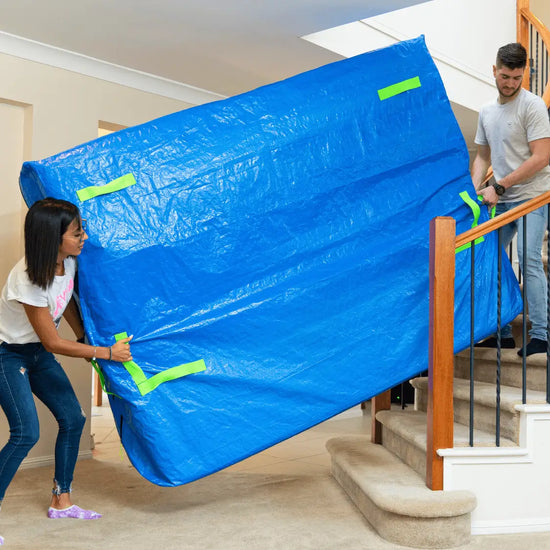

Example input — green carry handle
[114,332,206,396]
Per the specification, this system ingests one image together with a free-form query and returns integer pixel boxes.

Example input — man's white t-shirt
[0,257,76,344]
[475,88,550,203]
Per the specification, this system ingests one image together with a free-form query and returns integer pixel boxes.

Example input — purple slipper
[48,505,102,520]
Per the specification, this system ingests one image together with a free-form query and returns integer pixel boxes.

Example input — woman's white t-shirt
[0,257,76,344]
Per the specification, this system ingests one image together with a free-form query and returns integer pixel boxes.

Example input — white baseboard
[472,517,550,535]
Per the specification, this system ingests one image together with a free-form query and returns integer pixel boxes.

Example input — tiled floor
[91,401,373,475]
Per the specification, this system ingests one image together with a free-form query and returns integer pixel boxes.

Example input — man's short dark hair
[496,43,527,70]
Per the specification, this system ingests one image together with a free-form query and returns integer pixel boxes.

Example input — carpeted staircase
[326,320,550,548]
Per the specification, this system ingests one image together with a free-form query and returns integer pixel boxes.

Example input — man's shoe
[475,337,516,349]
[517,338,548,357]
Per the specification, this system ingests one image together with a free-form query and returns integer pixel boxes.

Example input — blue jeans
[0,342,86,501]
[496,201,548,340]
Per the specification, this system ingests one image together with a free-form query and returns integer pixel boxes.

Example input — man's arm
[471,144,492,191]
[499,137,550,189]
[478,137,550,208]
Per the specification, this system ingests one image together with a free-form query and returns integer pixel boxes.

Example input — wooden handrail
[518,4,550,107]
[456,190,550,248]
[519,8,550,52]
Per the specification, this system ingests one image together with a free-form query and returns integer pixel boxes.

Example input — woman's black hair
[25,197,81,290]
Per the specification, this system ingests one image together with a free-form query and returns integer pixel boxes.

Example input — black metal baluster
[542,47,548,101]
[496,229,502,447]
[539,33,542,94]
[528,23,533,92]
[470,240,475,446]
[545,50,548,98]
[547,204,550,404]
[535,33,540,95]
[521,215,527,405]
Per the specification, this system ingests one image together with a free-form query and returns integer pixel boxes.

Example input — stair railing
[371,0,550,491]
[427,191,550,489]
[427,2,550,489]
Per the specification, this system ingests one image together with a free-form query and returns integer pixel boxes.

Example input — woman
[0,198,132,544]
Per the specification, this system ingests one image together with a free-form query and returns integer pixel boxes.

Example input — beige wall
[531,0,550,27]
[0,101,27,286]
[0,51,191,468]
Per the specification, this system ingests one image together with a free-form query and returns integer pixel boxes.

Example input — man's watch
[493,183,506,196]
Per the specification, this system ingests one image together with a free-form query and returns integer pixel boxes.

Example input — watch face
[494,184,505,195]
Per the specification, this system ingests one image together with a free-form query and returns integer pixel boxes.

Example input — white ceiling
[0,0,428,97]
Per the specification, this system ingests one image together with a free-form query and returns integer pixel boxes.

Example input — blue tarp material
[19,36,522,486]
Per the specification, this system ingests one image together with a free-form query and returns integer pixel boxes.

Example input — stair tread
[412,376,547,411]
[456,346,549,366]
[326,435,476,516]
[327,435,476,548]
[376,409,517,450]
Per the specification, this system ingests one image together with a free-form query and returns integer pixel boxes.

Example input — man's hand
[478,185,499,208]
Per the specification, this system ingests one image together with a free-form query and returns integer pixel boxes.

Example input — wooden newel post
[371,390,392,444]
[427,216,456,490]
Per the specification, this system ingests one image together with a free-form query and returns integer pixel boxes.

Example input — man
[472,42,550,356]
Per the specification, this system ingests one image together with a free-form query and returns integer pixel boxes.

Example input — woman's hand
[110,335,133,363]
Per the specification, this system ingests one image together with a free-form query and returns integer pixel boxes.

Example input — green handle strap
[456,191,490,253]
[90,359,121,399]
[484,199,497,220]
[114,332,206,396]
[462,191,482,226]
[378,76,421,101]
[77,173,137,202]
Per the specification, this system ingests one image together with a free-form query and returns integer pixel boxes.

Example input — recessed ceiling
[0,0,429,97]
